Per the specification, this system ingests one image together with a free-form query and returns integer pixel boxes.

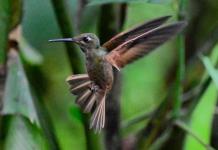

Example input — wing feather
[102,16,171,51]
[105,22,187,68]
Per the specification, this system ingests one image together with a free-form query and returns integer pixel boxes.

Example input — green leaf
[88,0,171,6]
[19,36,43,65]
[176,120,215,150]
[184,45,218,150]
[2,50,39,126]
[184,79,217,150]
[4,116,49,150]
[22,0,87,149]
[201,56,218,88]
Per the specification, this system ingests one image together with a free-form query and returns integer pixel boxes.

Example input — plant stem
[32,93,60,150]
[49,1,96,149]
[74,0,87,34]
[98,4,124,150]
[0,0,10,66]
[136,84,175,149]
[121,111,153,129]
[173,0,187,119]
[50,0,84,73]
[105,69,122,150]
[173,35,185,118]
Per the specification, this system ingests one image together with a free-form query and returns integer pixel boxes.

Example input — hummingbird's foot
[90,82,99,92]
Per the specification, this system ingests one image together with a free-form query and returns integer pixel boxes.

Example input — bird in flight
[49,16,187,132]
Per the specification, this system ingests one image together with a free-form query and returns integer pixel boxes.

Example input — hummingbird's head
[49,33,100,53]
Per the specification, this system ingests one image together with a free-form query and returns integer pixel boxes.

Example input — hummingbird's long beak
[48,38,78,43]
[48,37,86,53]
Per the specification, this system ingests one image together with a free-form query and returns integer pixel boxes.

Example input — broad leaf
[184,53,218,150]
[4,116,48,150]
[184,82,217,150]
[2,50,39,126]
[22,0,87,149]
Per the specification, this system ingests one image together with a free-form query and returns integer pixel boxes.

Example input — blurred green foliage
[2,50,39,126]
[88,0,171,6]
[5,116,48,150]
[1,0,218,150]
[184,50,218,150]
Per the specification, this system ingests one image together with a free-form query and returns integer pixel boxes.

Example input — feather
[66,74,106,132]
[84,93,96,113]
[70,81,91,95]
[76,89,92,105]
[105,21,187,69]
[66,74,89,88]
[66,74,89,83]
[102,16,171,51]
[90,92,106,133]
[66,74,91,95]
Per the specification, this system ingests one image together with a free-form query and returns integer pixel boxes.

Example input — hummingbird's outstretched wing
[105,22,187,69]
[102,15,171,51]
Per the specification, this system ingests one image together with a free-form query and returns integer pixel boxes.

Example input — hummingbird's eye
[83,36,92,43]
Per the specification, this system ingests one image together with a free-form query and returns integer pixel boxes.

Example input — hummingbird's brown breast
[86,50,113,91]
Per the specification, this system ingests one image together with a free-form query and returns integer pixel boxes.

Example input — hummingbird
[49,16,186,132]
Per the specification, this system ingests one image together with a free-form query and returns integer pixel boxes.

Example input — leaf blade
[184,82,217,150]
[201,56,218,88]
[2,50,39,126]
[4,116,49,150]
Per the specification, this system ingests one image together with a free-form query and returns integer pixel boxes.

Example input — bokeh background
[1,0,218,150]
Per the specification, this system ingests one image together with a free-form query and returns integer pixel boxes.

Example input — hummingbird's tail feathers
[73,87,97,113]
[70,81,91,95]
[66,74,91,95]
[90,90,106,133]
[66,74,98,114]
[66,74,89,83]
[66,74,89,87]
[66,74,107,132]
[75,89,92,106]
[83,93,96,113]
